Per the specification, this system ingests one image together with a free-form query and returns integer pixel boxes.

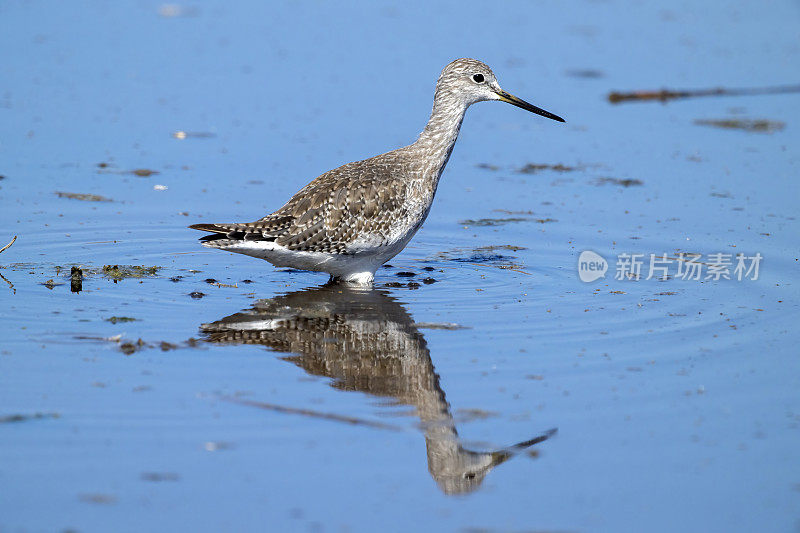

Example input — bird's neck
[413,92,469,178]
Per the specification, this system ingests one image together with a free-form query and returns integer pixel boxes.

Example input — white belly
[205,226,417,284]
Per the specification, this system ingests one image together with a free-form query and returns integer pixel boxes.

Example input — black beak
[495,89,565,122]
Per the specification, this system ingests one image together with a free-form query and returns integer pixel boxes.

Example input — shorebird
[190,58,564,284]
[202,285,556,494]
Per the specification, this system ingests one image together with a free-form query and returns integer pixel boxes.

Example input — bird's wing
[189,152,412,254]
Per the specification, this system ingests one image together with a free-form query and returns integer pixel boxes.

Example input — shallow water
[2,1,800,531]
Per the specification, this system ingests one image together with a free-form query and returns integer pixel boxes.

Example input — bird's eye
[472,74,485,83]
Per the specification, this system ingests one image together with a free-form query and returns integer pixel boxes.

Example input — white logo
[578,250,608,282]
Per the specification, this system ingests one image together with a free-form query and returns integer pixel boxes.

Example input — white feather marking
[204,239,405,284]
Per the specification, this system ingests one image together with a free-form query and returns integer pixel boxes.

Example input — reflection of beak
[495,89,565,122]
[488,428,558,467]
[490,451,512,467]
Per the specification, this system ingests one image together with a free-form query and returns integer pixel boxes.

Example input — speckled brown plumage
[192,149,420,254]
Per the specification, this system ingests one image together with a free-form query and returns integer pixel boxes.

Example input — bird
[189,58,564,284]
[201,284,556,494]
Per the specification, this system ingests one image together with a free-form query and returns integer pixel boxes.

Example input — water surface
[1,1,799,531]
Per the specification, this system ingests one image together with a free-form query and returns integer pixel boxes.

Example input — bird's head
[436,58,564,122]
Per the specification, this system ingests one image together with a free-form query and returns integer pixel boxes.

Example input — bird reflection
[200,283,553,495]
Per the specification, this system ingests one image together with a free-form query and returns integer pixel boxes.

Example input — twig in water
[0,235,17,255]
[608,84,800,104]
[0,272,14,294]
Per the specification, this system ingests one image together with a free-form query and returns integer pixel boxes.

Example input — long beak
[495,89,565,122]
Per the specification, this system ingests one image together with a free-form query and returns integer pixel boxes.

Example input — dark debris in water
[396,271,416,277]
[493,209,534,215]
[129,168,159,177]
[70,266,83,293]
[694,118,785,133]
[105,316,138,324]
[381,279,427,289]
[0,412,60,424]
[593,177,644,187]
[78,493,117,505]
[434,245,530,274]
[0,271,14,294]
[119,338,147,355]
[413,322,471,330]
[518,163,579,174]
[0,235,17,255]
[41,278,63,289]
[451,253,513,264]
[565,69,605,79]
[435,245,526,266]
[608,84,800,104]
[102,264,161,280]
[96,162,160,177]
[189,291,206,299]
[55,191,113,202]
[460,217,555,226]
[459,217,529,226]
[141,472,180,482]
[69,266,83,280]
[117,336,199,355]
[475,244,527,252]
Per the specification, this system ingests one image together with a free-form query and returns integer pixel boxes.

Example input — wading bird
[190,58,564,284]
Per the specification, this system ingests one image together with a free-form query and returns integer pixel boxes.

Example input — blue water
[1,1,799,531]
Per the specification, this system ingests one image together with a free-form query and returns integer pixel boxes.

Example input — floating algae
[102,265,161,281]
[593,177,643,187]
[55,191,113,202]
[105,316,138,324]
[518,163,580,174]
[459,217,530,226]
[694,119,785,133]
[608,84,800,104]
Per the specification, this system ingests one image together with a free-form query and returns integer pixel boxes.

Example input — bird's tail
[188,223,235,243]
[189,223,228,234]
